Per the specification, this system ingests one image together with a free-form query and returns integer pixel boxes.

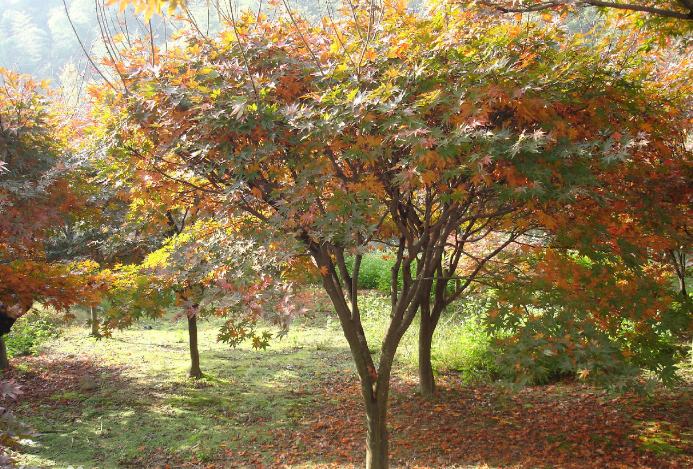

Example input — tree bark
[418,300,436,396]
[306,236,426,469]
[670,250,688,297]
[0,336,8,370]
[418,277,445,397]
[188,315,202,379]
[89,306,101,337]
[364,387,389,469]
[318,258,395,469]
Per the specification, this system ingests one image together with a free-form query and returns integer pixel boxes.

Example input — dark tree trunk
[677,266,688,298]
[418,305,444,397]
[0,302,16,336]
[418,300,436,396]
[0,336,8,370]
[89,306,101,337]
[188,315,202,379]
[670,250,688,298]
[418,273,446,397]
[315,247,402,469]
[304,223,438,468]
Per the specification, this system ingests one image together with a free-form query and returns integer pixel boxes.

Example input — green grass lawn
[2,289,693,468]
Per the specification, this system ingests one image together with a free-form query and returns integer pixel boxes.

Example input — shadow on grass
[3,319,693,469]
[3,336,360,469]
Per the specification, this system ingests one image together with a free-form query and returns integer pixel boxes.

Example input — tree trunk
[418,297,436,396]
[418,280,446,397]
[678,270,687,298]
[364,389,389,469]
[323,274,394,469]
[89,306,101,337]
[307,238,425,469]
[0,336,8,370]
[670,250,688,297]
[188,315,202,379]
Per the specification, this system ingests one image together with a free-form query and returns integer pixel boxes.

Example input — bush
[429,297,502,381]
[358,291,501,382]
[5,316,58,358]
[344,252,413,295]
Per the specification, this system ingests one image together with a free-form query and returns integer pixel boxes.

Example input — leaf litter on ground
[1,302,692,469]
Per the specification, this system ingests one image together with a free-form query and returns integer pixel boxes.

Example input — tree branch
[481,0,693,19]
[65,0,121,94]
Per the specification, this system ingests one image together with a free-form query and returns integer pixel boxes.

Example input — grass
[5,298,359,468]
[358,291,498,380]
[2,288,693,468]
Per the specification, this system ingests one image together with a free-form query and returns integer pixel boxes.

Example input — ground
[2,297,692,469]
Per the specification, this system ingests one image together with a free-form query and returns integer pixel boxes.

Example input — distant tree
[2,10,48,73]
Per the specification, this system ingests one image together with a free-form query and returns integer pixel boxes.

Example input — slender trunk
[323,272,393,469]
[90,306,101,337]
[307,238,424,469]
[188,315,202,379]
[418,274,446,397]
[364,385,389,469]
[418,297,436,396]
[0,336,8,370]
[669,250,688,297]
[678,270,687,298]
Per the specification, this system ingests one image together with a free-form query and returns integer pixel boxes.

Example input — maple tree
[411,8,693,394]
[97,215,294,378]
[484,46,693,387]
[84,0,693,465]
[0,68,100,369]
[86,99,296,377]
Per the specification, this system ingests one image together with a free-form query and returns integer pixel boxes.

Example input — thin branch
[481,0,693,19]
[281,0,326,76]
[444,232,522,308]
[65,0,120,94]
[356,0,379,76]
[345,0,365,39]
[324,0,359,71]
[148,20,157,67]
[585,0,693,18]
[96,1,130,89]
[226,1,262,103]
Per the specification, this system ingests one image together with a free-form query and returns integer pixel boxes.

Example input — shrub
[430,297,502,381]
[343,252,413,295]
[358,291,501,382]
[5,316,58,358]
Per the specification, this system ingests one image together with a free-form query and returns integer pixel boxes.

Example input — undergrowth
[358,291,499,381]
[5,310,60,358]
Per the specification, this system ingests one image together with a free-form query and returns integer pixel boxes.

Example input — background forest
[0,0,344,85]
